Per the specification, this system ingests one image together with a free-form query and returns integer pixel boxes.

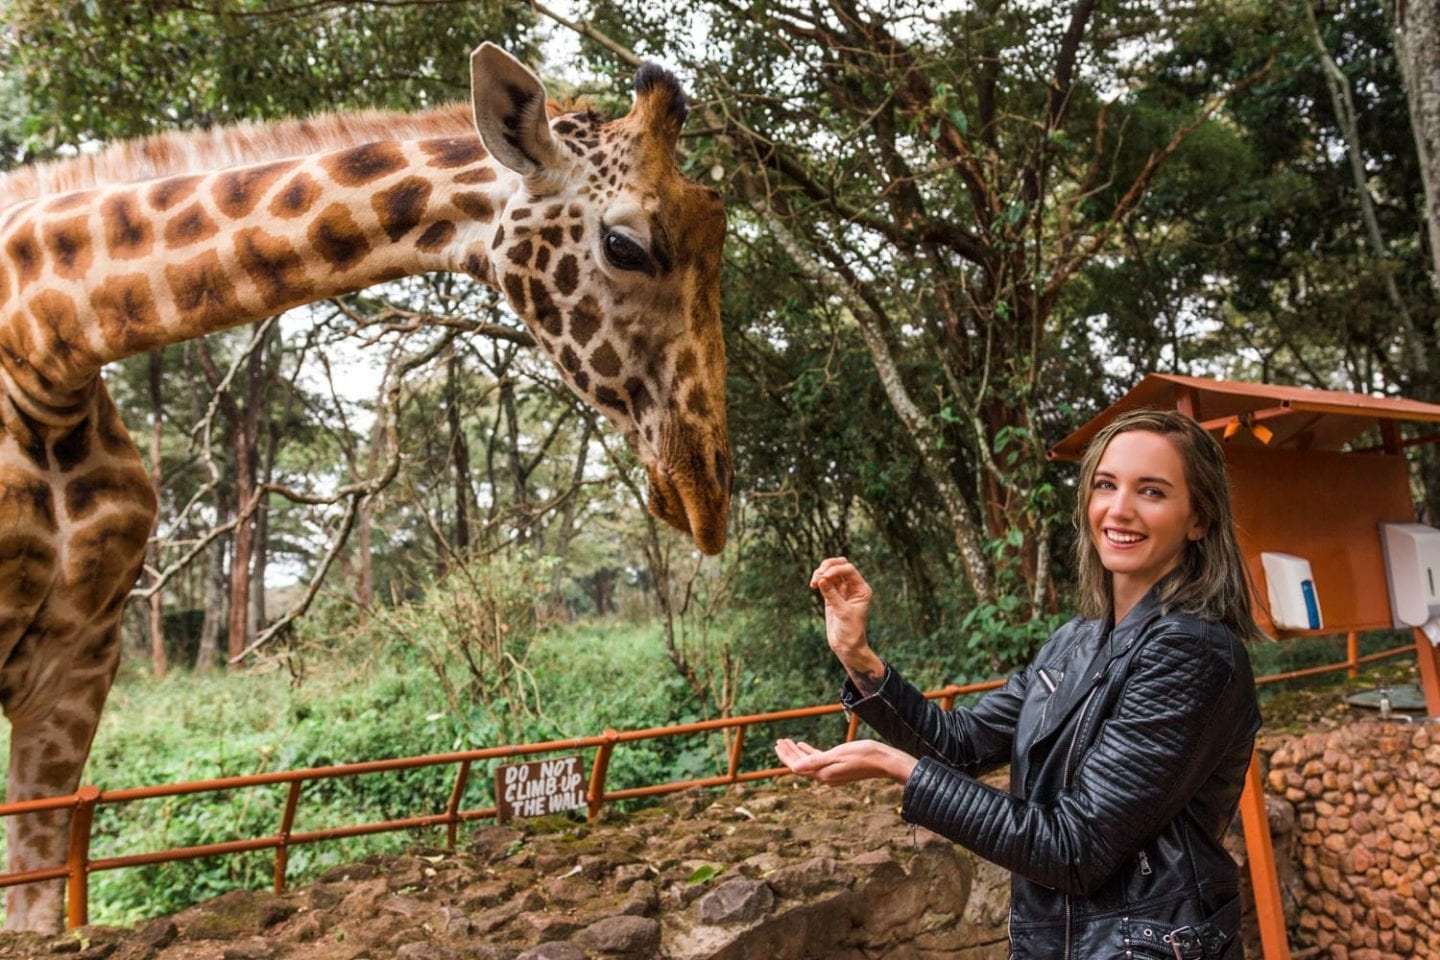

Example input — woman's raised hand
[810,557,884,682]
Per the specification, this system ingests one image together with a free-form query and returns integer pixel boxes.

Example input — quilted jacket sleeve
[898,625,1254,896]
[841,660,1029,777]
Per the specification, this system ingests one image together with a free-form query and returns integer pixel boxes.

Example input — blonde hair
[1073,409,1259,640]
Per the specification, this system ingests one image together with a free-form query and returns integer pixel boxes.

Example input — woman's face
[1087,430,1206,602]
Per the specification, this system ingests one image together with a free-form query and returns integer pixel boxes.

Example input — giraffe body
[0,44,728,931]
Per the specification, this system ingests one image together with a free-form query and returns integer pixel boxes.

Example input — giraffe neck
[0,136,511,426]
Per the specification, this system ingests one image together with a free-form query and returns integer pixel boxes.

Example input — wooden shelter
[1051,372,1440,960]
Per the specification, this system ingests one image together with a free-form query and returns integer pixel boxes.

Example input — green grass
[27,610,1423,927]
[72,617,722,926]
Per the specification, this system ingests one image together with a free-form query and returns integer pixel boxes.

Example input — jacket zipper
[1061,686,1100,960]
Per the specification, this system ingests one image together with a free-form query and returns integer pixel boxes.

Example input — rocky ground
[0,673,1404,960]
[0,777,1011,960]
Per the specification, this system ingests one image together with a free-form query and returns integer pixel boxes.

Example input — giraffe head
[466,44,730,555]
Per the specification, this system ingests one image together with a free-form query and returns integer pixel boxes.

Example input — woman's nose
[1108,490,1136,518]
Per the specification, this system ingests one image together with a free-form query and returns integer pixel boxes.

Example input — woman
[776,409,1262,959]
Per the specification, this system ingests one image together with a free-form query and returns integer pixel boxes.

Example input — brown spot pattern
[539,225,563,248]
[101,193,153,259]
[44,190,94,213]
[270,173,322,219]
[507,239,534,266]
[416,221,456,252]
[422,137,488,168]
[503,273,527,312]
[149,175,201,211]
[91,273,164,353]
[64,466,148,521]
[307,204,371,271]
[52,420,89,472]
[164,203,218,247]
[626,378,654,418]
[214,161,296,219]
[590,342,622,378]
[42,216,92,280]
[6,222,41,288]
[325,142,405,187]
[167,250,238,325]
[559,345,582,374]
[373,177,433,242]
[554,254,579,296]
[455,167,498,184]
[686,386,711,418]
[594,385,627,414]
[452,192,495,222]
[570,296,602,347]
[235,227,313,309]
[530,278,562,336]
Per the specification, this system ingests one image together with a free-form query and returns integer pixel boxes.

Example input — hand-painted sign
[494,755,587,823]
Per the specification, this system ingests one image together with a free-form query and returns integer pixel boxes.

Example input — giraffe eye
[604,230,651,272]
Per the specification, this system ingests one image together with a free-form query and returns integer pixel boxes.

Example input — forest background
[1,0,1439,927]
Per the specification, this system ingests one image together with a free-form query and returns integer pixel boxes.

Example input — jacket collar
[1027,583,1169,749]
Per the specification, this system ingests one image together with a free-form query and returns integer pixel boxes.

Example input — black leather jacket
[844,588,1261,960]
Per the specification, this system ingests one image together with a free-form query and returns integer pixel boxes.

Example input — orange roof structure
[1049,372,1440,460]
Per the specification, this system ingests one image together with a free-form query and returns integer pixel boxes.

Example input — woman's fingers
[810,557,855,589]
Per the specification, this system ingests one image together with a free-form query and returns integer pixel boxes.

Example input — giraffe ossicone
[0,42,728,932]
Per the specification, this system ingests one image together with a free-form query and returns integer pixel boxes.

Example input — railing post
[274,781,302,894]
[1415,627,1440,716]
[844,712,860,742]
[725,726,746,782]
[1240,748,1292,960]
[940,684,960,712]
[1347,631,1359,678]
[446,761,472,848]
[587,729,619,822]
[65,785,100,930]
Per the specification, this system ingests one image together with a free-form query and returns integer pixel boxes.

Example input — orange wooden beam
[1415,628,1440,716]
[1240,749,1291,960]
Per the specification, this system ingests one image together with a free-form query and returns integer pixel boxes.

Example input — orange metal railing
[0,636,1419,929]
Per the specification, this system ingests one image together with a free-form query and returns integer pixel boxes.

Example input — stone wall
[1264,719,1440,959]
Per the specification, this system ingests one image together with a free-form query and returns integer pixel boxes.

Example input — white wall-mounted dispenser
[1379,522,1440,628]
[1261,552,1324,631]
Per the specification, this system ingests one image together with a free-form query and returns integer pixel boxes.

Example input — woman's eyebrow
[1094,470,1175,487]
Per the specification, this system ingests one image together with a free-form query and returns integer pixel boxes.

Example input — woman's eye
[604,231,651,272]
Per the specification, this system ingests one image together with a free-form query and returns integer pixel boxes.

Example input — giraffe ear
[470,43,563,179]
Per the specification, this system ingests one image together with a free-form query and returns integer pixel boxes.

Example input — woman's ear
[1188,516,1209,541]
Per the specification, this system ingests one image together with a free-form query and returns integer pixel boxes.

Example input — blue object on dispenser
[1300,580,1321,630]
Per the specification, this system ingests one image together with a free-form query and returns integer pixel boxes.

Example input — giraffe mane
[0,103,481,208]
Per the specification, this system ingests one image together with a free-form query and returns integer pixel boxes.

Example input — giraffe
[0,43,729,931]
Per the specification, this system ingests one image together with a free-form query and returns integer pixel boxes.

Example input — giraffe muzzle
[645,455,729,555]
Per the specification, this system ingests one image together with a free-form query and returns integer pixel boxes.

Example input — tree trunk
[194,530,228,672]
[447,350,474,554]
[146,350,168,677]
[1394,0,1440,298]
[252,413,281,640]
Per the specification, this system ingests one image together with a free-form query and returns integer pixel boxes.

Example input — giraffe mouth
[645,459,728,555]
